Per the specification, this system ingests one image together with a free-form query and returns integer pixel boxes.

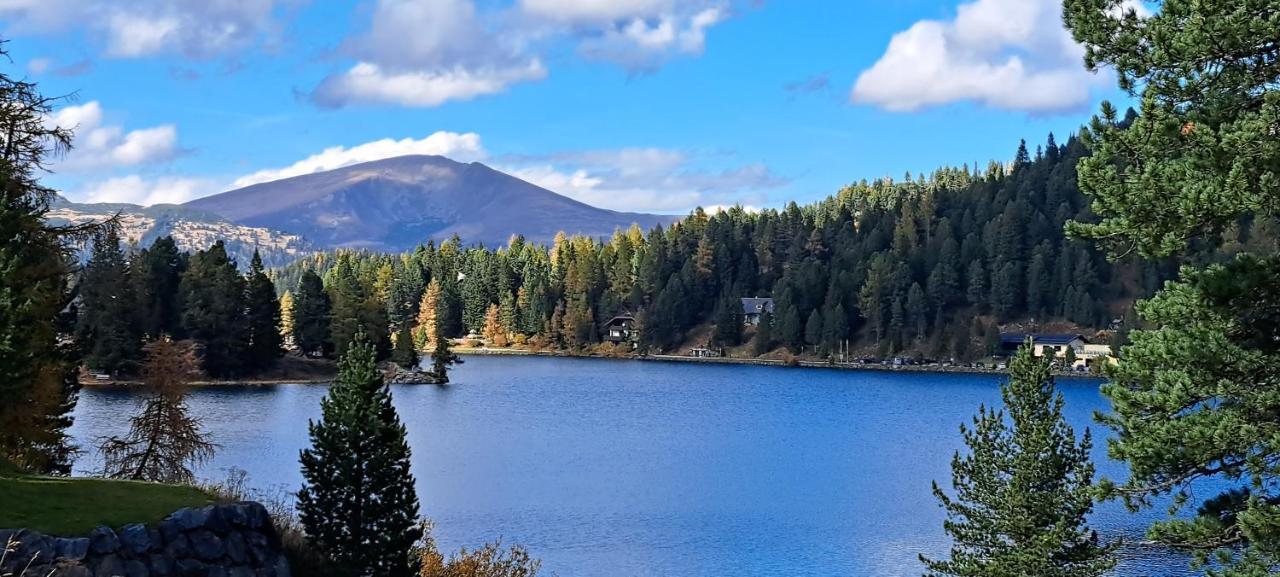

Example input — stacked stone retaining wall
[0,502,291,577]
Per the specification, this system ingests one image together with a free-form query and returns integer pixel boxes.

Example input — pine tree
[752,310,774,356]
[97,339,214,484]
[392,322,419,370]
[298,331,422,577]
[134,236,186,340]
[776,304,802,353]
[0,58,83,472]
[76,227,141,374]
[180,242,250,378]
[921,346,1114,576]
[712,295,743,347]
[244,251,283,372]
[804,309,823,350]
[430,315,461,384]
[292,270,332,357]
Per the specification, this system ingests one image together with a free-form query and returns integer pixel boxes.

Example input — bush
[417,521,541,577]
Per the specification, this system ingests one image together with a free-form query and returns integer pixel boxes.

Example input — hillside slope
[185,155,678,251]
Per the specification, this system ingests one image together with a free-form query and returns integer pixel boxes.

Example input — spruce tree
[804,309,823,350]
[76,227,141,374]
[752,310,774,356]
[180,242,250,378]
[0,55,82,473]
[392,322,419,370]
[292,270,332,357]
[712,295,743,347]
[244,250,283,372]
[298,331,422,577]
[430,314,462,384]
[133,236,186,340]
[922,346,1114,577]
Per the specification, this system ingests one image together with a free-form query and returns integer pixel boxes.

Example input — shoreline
[80,348,1101,386]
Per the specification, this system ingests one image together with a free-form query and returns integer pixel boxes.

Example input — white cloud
[74,175,218,206]
[313,61,547,108]
[26,57,51,74]
[850,0,1147,112]
[46,101,180,170]
[313,0,545,108]
[0,0,298,59]
[502,147,788,212]
[233,131,487,187]
[520,0,730,71]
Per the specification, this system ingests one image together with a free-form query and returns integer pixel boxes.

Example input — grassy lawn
[0,468,216,536]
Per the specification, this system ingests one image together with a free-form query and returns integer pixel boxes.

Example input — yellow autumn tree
[414,280,441,349]
[279,291,295,346]
[483,304,507,347]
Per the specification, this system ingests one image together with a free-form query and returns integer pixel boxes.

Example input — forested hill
[268,130,1221,360]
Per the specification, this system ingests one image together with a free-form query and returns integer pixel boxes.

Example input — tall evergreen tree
[76,227,141,374]
[430,314,462,384]
[298,331,422,577]
[751,310,774,356]
[180,242,250,378]
[292,270,332,357]
[712,295,743,347]
[244,250,283,372]
[1064,2,1280,571]
[133,236,186,339]
[922,346,1114,577]
[0,53,83,473]
[392,322,419,371]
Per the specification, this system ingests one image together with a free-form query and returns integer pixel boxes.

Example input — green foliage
[76,227,141,374]
[133,236,186,340]
[292,269,333,357]
[1063,1,1280,573]
[751,310,774,356]
[393,322,420,370]
[430,315,461,384]
[180,241,250,378]
[245,250,284,371]
[0,55,82,474]
[712,295,743,347]
[298,331,422,577]
[922,346,1115,577]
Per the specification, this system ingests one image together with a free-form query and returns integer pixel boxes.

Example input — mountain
[184,155,679,251]
[47,198,317,268]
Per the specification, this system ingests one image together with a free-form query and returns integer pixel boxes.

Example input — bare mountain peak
[184,154,676,251]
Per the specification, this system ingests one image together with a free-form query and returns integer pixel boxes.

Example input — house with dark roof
[1000,333,1114,370]
[602,314,637,346]
[741,297,774,326]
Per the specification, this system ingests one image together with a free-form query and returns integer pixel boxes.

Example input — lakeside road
[79,348,1102,386]
[454,347,1104,379]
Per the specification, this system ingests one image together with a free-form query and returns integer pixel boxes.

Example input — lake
[69,356,1197,577]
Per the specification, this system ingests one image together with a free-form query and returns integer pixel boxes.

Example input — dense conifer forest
[77,128,1279,376]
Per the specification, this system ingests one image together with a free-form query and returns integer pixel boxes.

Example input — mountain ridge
[184,155,679,251]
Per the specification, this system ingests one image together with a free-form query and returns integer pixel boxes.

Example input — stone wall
[0,502,291,577]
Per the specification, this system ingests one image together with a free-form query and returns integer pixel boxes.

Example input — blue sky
[2,0,1142,213]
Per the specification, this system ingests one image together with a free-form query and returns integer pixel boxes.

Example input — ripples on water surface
[71,356,1199,577]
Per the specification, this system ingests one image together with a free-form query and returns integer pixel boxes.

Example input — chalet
[1000,333,1115,370]
[602,314,636,345]
[741,297,775,326]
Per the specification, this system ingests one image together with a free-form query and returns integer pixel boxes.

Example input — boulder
[124,558,150,577]
[88,527,121,555]
[93,553,125,577]
[187,529,224,562]
[55,537,90,562]
[119,524,152,556]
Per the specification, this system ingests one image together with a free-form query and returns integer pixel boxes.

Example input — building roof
[603,314,634,327]
[1000,333,1088,346]
[741,297,775,315]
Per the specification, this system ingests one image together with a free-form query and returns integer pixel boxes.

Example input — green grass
[0,469,216,536]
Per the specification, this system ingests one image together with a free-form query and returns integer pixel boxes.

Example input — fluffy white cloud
[74,175,218,206]
[851,0,1149,112]
[233,132,487,187]
[314,0,545,108]
[46,101,180,170]
[502,147,787,212]
[520,0,729,71]
[313,61,547,109]
[0,0,298,59]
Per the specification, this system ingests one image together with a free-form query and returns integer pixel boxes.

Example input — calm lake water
[70,356,1198,577]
